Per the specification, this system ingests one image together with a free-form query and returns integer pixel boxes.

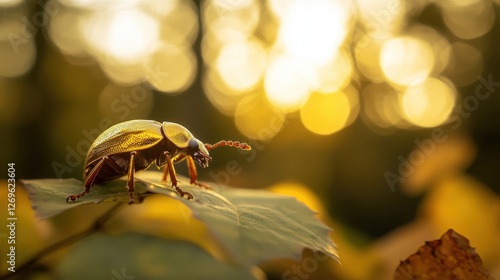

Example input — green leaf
[22,177,152,219]
[57,232,259,280]
[23,171,338,266]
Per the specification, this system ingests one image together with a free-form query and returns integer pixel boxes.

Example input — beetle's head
[188,138,212,168]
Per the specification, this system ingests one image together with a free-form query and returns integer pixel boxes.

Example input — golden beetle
[66,120,251,204]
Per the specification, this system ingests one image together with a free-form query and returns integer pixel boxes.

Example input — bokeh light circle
[264,55,314,111]
[216,40,267,92]
[235,94,285,140]
[300,91,353,135]
[146,43,197,94]
[400,77,456,128]
[278,0,349,65]
[380,36,434,86]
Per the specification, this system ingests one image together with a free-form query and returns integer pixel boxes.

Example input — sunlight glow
[380,36,434,86]
[146,43,197,94]
[300,91,352,135]
[212,0,254,10]
[203,0,260,40]
[83,9,159,64]
[203,69,243,116]
[142,0,178,17]
[63,0,141,9]
[49,9,88,57]
[264,55,314,111]
[279,0,349,65]
[105,10,158,63]
[216,40,267,92]
[235,94,285,140]
[356,0,405,33]
[267,0,294,20]
[100,62,146,85]
[407,25,451,76]
[313,50,353,93]
[0,0,21,7]
[401,77,455,127]
[354,34,389,82]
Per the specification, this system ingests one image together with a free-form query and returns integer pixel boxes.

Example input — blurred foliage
[1,0,500,279]
[57,233,260,280]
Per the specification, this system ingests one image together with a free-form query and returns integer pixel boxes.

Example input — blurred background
[1,0,500,279]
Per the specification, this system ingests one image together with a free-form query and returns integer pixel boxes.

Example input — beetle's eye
[188,139,199,152]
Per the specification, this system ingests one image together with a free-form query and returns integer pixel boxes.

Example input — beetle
[66,120,251,204]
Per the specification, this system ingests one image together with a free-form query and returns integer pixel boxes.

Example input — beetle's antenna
[205,140,251,151]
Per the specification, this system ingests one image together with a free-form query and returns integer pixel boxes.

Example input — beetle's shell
[85,120,164,166]
[161,122,195,149]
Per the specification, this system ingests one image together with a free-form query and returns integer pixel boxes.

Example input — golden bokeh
[47,8,87,57]
[446,42,484,86]
[440,0,495,40]
[314,49,353,93]
[361,83,406,130]
[100,61,146,86]
[277,0,350,65]
[203,0,260,41]
[264,54,314,111]
[37,0,198,90]
[83,9,159,65]
[0,36,35,77]
[400,77,456,128]
[215,39,267,92]
[2,0,500,279]
[0,0,490,135]
[203,68,244,116]
[0,14,36,78]
[354,33,389,82]
[300,91,351,135]
[0,0,20,7]
[145,43,197,94]
[356,0,406,34]
[380,36,434,87]
[199,0,476,135]
[157,0,199,44]
[235,94,285,140]
[406,25,451,76]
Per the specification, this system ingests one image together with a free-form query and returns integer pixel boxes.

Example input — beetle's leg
[126,151,137,205]
[161,164,169,182]
[162,154,186,182]
[164,154,177,186]
[67,156,109,203]
[161,152,172,182]
[162,152,193,200]
[186,156,197,184]
[187,156,211,190]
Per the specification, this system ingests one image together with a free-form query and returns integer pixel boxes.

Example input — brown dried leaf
[394,229,495,280]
